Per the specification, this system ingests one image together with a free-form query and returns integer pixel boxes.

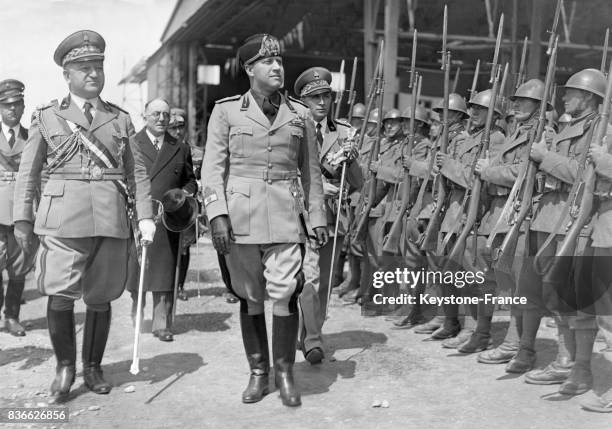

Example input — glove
[313,226,329,247]
[210,215,234,255]
[139,219,156,244]
[14,221,34,253]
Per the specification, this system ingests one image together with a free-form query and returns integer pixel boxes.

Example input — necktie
[154,138,160,151]
[83,101,94,124]
[262,97,277,123]
[316,123,323,148]
[7,129,15,148]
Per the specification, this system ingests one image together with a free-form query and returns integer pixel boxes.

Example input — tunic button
[268,163,273,168]
[267,179,273,184]
[267,146,272,151]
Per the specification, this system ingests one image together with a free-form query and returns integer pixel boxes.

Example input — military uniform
[12,30,153,398]
[0,79,36,336]
[299,80,362,360]
[202,34,325,407]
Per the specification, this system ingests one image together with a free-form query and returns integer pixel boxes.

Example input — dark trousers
[131,291,173,331]
[0,276,25,320]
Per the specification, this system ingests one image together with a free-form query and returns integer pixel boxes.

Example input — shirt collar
[315,117,328,133]
[70,92,99,112]
[1,123,21,142]
[146,129,164,147]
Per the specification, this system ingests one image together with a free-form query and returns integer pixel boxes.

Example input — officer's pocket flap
[229,126,254,137]
[42,181,65,197]
[229,183,250,197]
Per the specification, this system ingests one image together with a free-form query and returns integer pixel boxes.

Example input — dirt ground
[1,237,612,429]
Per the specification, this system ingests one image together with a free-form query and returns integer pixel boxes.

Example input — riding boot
[240,312,270,403]
[273,313,301,407]
[82,308,112,394]
[47,302,76,398]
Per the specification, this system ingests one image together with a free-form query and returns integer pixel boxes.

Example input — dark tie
[7,129,15,148]
[316,123,323,148]
[262,97,277,123]
[154,138,160,151]
[83,101,94,124]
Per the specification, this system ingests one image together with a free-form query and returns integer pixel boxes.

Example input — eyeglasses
[148,111,170,119]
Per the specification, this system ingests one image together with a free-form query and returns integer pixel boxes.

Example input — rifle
[347,57,358,118]
[465,59,481,131]
[534,60,612,278]
[452,65,461,93]
[602,28,610,75]
[420,5,450,252]
[516,36,529,89]
[486,0,562,273]
[333,59,346,121]
[382,30,419,255]
[443,14,504,269]
[349,40,385,243]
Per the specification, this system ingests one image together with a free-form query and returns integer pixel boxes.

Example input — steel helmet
[432,93,468,116]
[468,89,503,116]
[510,79,546,102]
[351,102,366,119]
[383,108,402,121]
[401,104,430,124]
[367,108,380,124]
[564,68,606,99]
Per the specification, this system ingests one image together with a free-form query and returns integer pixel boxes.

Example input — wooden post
[187,42,197,146]
[527,0,543,79]
[383,0,400,109]
[363,0,380,98]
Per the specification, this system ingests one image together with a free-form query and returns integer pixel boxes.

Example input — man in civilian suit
[129,98,197,341]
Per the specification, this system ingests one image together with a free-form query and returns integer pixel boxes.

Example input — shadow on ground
[0,346,53,369]
[172,312,232,334]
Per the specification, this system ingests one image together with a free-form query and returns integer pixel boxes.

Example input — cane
[130,239,150,376]
[171,232,183,325]
[195,218,201,298]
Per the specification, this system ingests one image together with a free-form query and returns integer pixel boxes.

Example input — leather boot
[273,313,301,407]
[240,312,270,403]
[505,347,536,373]
[82,308,112,394]
[559,329,596,395]
[430,317,461,340]
[47,304,76,398]
[4,280,26,336]
[414,315,445,334]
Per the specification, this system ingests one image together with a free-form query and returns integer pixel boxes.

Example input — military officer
[295,66,361,365]
[429,89,504,348]
[0,79,35,336]
[12,30,155,399]
[202,34,327,407]
[520,69,606,392]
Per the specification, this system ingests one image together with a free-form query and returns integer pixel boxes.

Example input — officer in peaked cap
[12,30,155,399]
[294,66,361,366]
[0,78,35,337]
[203,33,327,407]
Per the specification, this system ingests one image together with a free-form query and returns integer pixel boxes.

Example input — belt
[0,171,16,182]
[49,167,125,181]
[229,167,299,182]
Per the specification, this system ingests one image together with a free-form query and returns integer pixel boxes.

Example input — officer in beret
[202,33,327,407]
[12,30,155,399]
[294,66,361,364]
[0,79,35,336]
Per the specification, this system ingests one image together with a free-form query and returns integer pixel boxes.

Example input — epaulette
[334,118,351,128]
[105,101,129,114]
[287,95,307,108]
[36,100,58,111]
[215,94,241,104]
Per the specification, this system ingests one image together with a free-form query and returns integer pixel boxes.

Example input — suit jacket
[0,124,27,225]
[202,91,326,244]
[13,95,153,238]
[129,129,197,292]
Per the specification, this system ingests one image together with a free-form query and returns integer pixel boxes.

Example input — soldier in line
[468,79,552,354]
[0,79,35,336]
[413,94,470,335]
[428,90,504,348]
[202,34,327,407]
[335,103,367,299]
[12,30,155,399]
[518,69,606,392]
[388,104,433,328]
[296,66,361,365]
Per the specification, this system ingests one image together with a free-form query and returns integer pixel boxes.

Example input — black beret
[237,34,282,67]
